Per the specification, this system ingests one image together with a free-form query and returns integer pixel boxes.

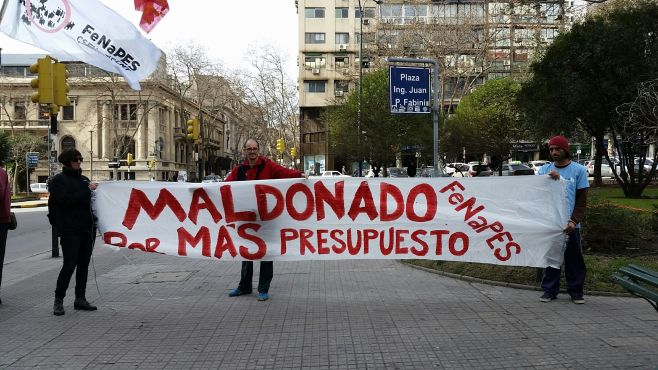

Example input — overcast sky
[0,0,299,77]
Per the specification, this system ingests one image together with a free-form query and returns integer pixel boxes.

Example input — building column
[101,102,111,159]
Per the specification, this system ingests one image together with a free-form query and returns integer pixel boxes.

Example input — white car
[443,163,468,175]
[320,171,351,178]
[201,175,222,183]
[30,183,49,193]
[528,160,549,175]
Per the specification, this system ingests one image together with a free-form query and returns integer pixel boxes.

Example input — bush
[581,199,656,255]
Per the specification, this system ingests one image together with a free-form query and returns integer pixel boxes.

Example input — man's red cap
[548,135,569,153]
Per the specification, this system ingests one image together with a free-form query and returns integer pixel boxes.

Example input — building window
[305,7,325,18]
[304,80,327,93]
[335,33,350,44]
[355,7,376,18]
[39,105,50,120]
[335,56,349,68]
[305,33,326,44]
[335,80,350,94]
[114,103,137,127]
[336,7,348,18]
[14,102,26,120]
[304,55,326,69]
[114,136,136,159]
[61,136,76,151]
[303,132,327,143]
[62,99,76,121]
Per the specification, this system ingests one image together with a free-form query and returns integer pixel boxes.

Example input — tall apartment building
[297,0,587,172]
[0,54,239,187]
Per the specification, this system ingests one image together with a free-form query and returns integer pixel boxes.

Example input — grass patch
[589,185,658,211]
[407,255,658,293]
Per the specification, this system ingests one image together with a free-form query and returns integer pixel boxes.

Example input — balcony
[0,120,49,128]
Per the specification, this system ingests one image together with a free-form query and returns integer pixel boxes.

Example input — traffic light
[127,153,134,166]
[53,62,70,106]
[276,138,285,153]
[290,147,297,158]
[186,118,199,142]
[29,56,54,104]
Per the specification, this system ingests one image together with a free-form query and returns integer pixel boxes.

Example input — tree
[613,78,658,197]
[233,43,299,164]
[7,132,47,192]
[445,77,525,172]
[325,68,433,175]
[519,0,658,191]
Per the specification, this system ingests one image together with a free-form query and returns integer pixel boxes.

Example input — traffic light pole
[50,105,59,258]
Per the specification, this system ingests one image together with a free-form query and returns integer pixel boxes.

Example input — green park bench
[611,264,658,313]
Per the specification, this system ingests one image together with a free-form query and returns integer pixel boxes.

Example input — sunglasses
[72,157,84,162]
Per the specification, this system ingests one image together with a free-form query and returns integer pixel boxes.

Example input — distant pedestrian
[0,164,11,305]
[537,135,589,304]
[225,139,304,301]
[49,149,98,315]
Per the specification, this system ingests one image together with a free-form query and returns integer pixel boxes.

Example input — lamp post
[356,0,382,177]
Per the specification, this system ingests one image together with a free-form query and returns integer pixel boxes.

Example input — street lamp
[357,0,382,177]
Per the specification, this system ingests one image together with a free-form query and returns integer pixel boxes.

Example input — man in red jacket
[225,138,304,301]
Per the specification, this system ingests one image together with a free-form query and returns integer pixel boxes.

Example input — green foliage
[326,68,433,171]
[519,0,658,191]
[0,131,11,165]
[445,78,524,169]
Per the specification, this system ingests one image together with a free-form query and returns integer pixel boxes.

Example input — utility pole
[89,130,94,180]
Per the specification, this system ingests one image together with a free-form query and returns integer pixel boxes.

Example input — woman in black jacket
[49,149,98,316]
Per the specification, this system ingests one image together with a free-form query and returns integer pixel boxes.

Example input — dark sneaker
[539,292,556,302]
[228,288,250,297]
[257,293,270,301]
[53,297,65,316]
[571,296,585,304]
[74,298,97,311]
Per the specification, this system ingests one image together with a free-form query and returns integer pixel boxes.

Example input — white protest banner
[94,176,569,268]
[0,0,161,90]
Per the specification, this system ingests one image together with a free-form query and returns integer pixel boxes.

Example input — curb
[400,261,633,298]
[10,203,47,209]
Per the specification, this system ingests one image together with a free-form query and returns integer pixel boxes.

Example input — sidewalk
[0,242,656,369]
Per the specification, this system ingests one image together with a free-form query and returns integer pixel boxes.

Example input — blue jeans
[541,229,586,298]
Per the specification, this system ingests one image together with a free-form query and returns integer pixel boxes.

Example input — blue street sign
[26,152,39,168]
[389,66,431,114]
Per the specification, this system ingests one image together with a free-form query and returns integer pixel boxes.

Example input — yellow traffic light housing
[127,153,134,166]
[29,56,54,104]
[290,147,297,158]
[186,118,199,143]
[276,138,285,153]
[53,62,71,106]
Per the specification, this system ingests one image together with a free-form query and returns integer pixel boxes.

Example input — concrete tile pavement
[0,241,656,369]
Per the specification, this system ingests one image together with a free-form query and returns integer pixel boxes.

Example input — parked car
[29,182,49,193]
[201,175,222,183]
[527,160,549,175]
[452,163,492,177]
[386,167,409,178]
[443,163,468,175]
[633,158,655,176]
[320,170,351,178]
[501,162,535,176]
[417,167,451,178]
[587,159,614,177]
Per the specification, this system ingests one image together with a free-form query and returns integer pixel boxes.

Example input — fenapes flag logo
[0,0,161,90]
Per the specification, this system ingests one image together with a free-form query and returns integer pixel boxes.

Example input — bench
[611,264,658,313]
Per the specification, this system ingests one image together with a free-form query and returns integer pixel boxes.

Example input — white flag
[0,0,161,90]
